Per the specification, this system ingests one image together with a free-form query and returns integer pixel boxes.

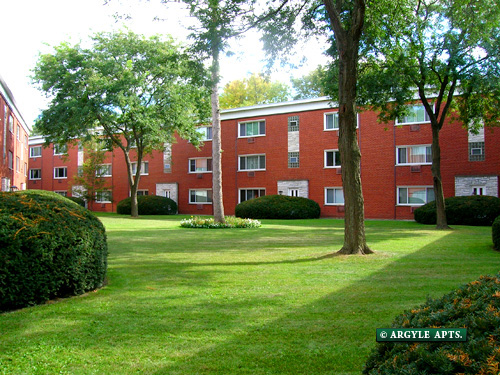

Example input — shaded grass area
[1,215,499,374]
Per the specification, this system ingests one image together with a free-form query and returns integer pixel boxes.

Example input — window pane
[334,189,344,204]
[397,148,407,164]
[408,188,426,204]
[427,188,435,202]
[409,146,426,164]
[259,155,266,169]
[326,189,334,204]
[326,151,334,167]
[399,188,408,204]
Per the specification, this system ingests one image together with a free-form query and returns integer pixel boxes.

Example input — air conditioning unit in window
[337,206,345,213]
[410,165,421,173]
[197,174,203,179]
[247,137,255,143]
[197,204,204,210]
[336,168,342,175]
[247,171,255,177]
[410,124,421,132]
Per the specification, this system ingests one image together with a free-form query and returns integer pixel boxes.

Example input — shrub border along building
[235,195,321,220]
[0,191,108,312]
[117,195,178,215]
[414,195,500,226]
[493,216,500,250]
[363,273,500,374]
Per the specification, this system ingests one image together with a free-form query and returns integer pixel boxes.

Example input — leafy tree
[291,65,328,99]
[32,31,210,217]
[358,0,500,229]
[261,0,374,254]
[220,72,291,109]
[71,138,111,211]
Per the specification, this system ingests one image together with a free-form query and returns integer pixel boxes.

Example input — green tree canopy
[291,65,328,100]
[220,73,291,109]
[32,30,211,217]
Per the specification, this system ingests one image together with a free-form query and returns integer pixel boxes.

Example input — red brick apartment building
[28,97,500,220]
[0,76,30,192]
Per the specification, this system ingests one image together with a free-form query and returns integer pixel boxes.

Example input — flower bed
[180,216,261,229]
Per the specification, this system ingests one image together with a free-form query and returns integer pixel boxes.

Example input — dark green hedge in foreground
[235,195,321,219]
[364,273,500,374]
[493,216,500,250]
[0,191,108,312]
[414,195,500,226]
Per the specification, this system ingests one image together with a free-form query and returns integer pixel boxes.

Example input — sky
[0,0,329,128]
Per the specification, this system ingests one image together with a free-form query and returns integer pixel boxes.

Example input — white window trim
[238,119,266,138]
[325,187,344,206]
[188,157,213,174]
[238,188,266,203]
[53,145,67,156]
[97,164,112,177]
[324,149,341,168]
[53,167,68,179]
[29,169,42,180]
[189,189,213,204]
[30,146,42,158]
[397,186,434,206]
[238,154,266,171]
[131,161,149,176]
[324,112,359,131]
[197,126,213,141]
[96,190,112,203]
[395,104,432,125]
[396,145,432,166]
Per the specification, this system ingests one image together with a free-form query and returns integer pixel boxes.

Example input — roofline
[0,74,31,133]
[221,96,336,120]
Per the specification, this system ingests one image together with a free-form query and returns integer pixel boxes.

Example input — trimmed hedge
[414,195,500,226]
[67,196,86,207]
[364,273,500,374]
[493,216,500,250]
[117,195,178,215]
[0,191,107,312]
[235,195,321,219]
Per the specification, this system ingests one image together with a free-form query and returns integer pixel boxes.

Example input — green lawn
[1,215,499,374]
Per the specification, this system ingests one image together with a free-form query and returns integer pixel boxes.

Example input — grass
[1,215,499,374]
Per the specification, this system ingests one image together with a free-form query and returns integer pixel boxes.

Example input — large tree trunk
[211,51,225,223]
[431,124,449,229]
[324,0,373,255]
[124,150,141,218]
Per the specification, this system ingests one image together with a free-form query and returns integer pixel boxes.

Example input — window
[239,120,265,137]
[469,142,485,161]
[30,169,41,180]
[96,190,112,203]
[396,105,431,124]
[97,164,112,177]
[239,188,265,203]
[15,157,20,173]
[288,188,299,197]
[325,188,344,205]
[137,190,149,196]
[239,154,266,171]
[397,145,432,165]
[189,158,213,173]
[288,116,299,132]
[8,151,13,170]
[472,186,486,196]
[197,126,213,141]
[325,150,341,168]
[131,161,149,175]
[288,152,299,168]
[30,146,42,158]
[54,144,67,155]
[189,189,212,204]
[24,135,28,149]
[55,191,68,197]
[54,167,68,179]
[324,112,339,130]
[8,116,13,133]
[24,163,27,177]
[16,125,20,140]
[398,187,435,205]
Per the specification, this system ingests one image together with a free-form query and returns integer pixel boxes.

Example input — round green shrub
[493,216,500,250]
[414,195,500,226]
[0,191,107,312]
[364,273,500,374]
[235,195,320,219]
[116,195,178,215]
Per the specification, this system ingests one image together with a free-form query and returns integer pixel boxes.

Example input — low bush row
[117,195,177,215]
[235,195,321,220]
[414,195,500,226]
